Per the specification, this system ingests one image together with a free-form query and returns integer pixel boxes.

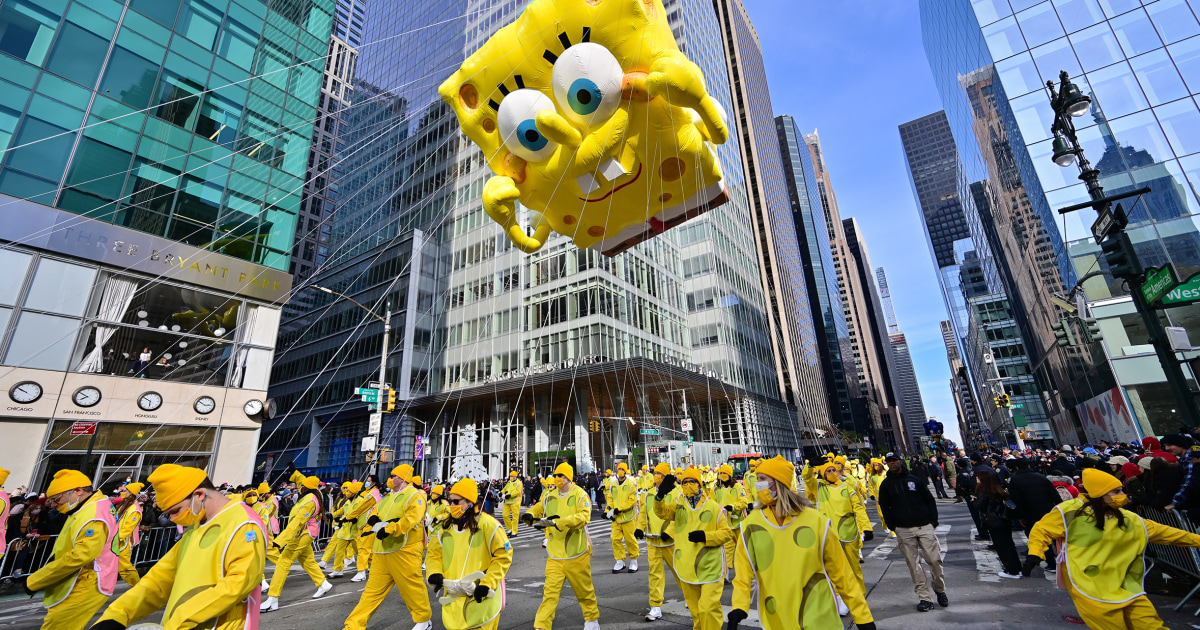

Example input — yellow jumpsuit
[653,491,733,630]
[98,501,267,630]
[804,467,872,587]
[27,492,117,630]
[528,483,599,629]
[638,485,681,608]
[867,473,888,532]
[609,475,640,562]
[325,495,360,571]
[321,496,353,567]
[502,478,523,535]
[711,482,748,572]
[267,492,326,597]
[733,507,874,628]
[427,513,513,630]
[343,486,431,630]
[348,489,379,572]
[116,504,142,586]
[1028,498,1200,630]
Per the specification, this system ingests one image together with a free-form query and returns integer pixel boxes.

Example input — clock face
[194,396,216,415]
[265,398,278,419]
[244,399,263,416]
[73,386,102,408]
[137,392,163,412]
[9,381,42,404]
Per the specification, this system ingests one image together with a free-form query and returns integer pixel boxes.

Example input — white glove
[437,571,494,605]
[605,509,614,520]
[371,520,387,534]
[534,517,557,529]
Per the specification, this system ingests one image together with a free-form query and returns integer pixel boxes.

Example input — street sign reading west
[1163,272,1200,307]
[1142,264,1179,305]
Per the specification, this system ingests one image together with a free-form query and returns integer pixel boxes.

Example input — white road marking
[971,527,1003,583]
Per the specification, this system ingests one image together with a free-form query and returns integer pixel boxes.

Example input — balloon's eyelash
[544,28,591,66]
[488,75,526,111]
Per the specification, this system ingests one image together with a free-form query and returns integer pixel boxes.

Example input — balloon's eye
[552,43,623,128]
[497,89,558,162]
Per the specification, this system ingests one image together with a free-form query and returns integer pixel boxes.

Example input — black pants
[931,477,949,498]
[987,525,1021,575]
[1023,523,1056,570]
[967,499,986,537]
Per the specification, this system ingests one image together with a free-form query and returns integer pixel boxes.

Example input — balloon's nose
[622,72,650,102]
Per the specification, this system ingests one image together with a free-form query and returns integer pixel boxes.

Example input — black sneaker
[917,600,936,612]
[936,592,948,607]
[974,534,990,541]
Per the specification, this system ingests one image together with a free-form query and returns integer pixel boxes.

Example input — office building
[876,267,928,445]
[0,0,327,487]
[941,319,985,449]
[714,0,837,451]
[263,0,813,480]
[776,114,858,434]
[919,0,1200,440]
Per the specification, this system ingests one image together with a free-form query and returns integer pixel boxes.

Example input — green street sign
[1011,403,1025,409]
[360,392,379,402]
[1163,272,1200,307]
[1142,264,1178,305]
[355,387,378,395]
[639,429,660,435]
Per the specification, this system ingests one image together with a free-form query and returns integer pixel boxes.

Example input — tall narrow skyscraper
[877,267,928,446]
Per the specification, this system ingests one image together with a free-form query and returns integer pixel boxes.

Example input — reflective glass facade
[0,0,333,270]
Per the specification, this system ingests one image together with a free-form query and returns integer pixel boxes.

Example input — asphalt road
[5,498,1200,629]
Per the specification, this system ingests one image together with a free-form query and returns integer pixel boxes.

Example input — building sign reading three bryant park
[0,194,292,302]
[481,354,724,385]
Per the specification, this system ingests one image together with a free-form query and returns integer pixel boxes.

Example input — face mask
[56,492,80,514]
[755,478,776,506]
[556,476,568,489]
[449,504,466,519]
[1106,494,1130,508]
[171,494,206,527]
[654,474,664,486]
[682,483,700,498]
[245,495,258,505]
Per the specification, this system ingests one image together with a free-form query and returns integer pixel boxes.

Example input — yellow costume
[525,463,599,629]
[805,463,872,587]
[866,460,889,533]
[712,465,748,572]
[427,485,449,534]
[323,483,360,575]
[734,504,874,628]
[343,465,431,630]
[502,473,523,536]
[1028,469,1200,630]
[638,463,681,620]
[349,485,380,576]
[28,477,118,630]
[98,464,267,630]
[608,464,639,569]
[115,483,144,587]
[265,478,328,602]
[439,0,732,257]
[427,480,513,630]
[653,468,733,630]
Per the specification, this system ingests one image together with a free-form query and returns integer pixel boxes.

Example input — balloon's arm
[482,176,549,253]
[647,51,729,145]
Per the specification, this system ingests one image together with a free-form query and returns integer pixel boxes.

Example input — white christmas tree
[451,424,488,481]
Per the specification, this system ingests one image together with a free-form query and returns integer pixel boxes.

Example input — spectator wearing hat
[1007,458,1061,573]
[877,453,946,612]
[1163,434,1200,519]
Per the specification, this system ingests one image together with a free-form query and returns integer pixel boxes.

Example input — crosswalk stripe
[971,527,1004,582]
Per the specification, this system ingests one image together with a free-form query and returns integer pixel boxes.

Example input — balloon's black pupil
[577,89,592,105]
[524,129,540,142]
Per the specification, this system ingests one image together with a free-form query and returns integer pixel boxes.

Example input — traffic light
[384,388,397,413]
[1051,318,1077,347]
[588,419,601,433]
[993,396,1003,409]
[999,393,1011,409]
[1100,232,1141,279]
[1081,317,1103,343]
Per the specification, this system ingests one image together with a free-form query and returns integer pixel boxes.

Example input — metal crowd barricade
[0,535,58,582]
[1137,505,1200,614]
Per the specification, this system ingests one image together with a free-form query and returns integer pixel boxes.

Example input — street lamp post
[314,285,392,473]
[1044,70,1200,428]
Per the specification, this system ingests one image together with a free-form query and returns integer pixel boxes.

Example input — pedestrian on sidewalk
[1008,458,1061,573]
[877,453,947,612]
[975,468,1022,579]
[929,457,950,499]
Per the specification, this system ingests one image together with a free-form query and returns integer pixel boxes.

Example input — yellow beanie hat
[301,475,320,490]
[431,484,444,497]
[1082,469,1122,498]
[289,469,305,484]
[46,469,92,497]
[390,464,413,483]
[147,464,207,509]
[258,482,271,494]
[680,467,702,483]
[450,478,479,504]
[125,482,145,494]
[654,462,671,476]
[341,481,352,492]
[617,462,629,473]
[510,470,518,477]
[554,462,574,478]
[718,464,733,479]
[605,469,612,475]
[412,475,422,486]
[0,467,9,487]
[348,481,364,494]
[758,456,796,489]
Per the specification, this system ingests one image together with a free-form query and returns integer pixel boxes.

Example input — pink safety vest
[236,503,267,630]
[0,490,9,555]
[268,496,280,535]
[303,493,321,539]
[131,503,142,546]
[91,498,120,596]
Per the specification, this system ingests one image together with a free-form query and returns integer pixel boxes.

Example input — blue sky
[747,0,966,447]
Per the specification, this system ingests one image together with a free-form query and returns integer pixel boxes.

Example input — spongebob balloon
[439,0,730,257]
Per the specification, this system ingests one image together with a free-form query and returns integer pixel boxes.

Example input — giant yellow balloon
[439,0,730,256]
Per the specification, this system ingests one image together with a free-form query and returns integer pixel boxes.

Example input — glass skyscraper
[0,0,333,270]
[919,0,1200,440]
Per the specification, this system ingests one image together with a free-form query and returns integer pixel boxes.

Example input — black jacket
[909,462,930,485]
[878,468,939,529]
[1007,470,1061,524]
[1049,457,1076,477]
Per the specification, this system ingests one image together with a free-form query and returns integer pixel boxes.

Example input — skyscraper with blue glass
[920,0,1200,441]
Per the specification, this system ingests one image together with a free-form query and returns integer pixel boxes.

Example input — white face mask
[755,479,771,492]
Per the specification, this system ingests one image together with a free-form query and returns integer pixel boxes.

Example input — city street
[4,498,1200,629]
